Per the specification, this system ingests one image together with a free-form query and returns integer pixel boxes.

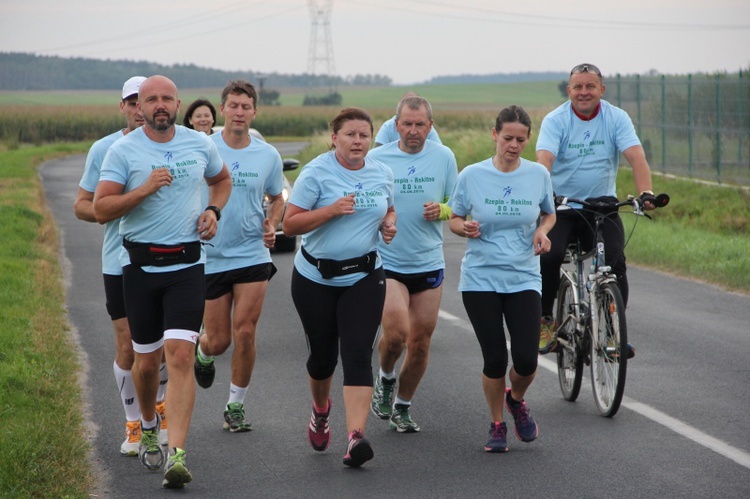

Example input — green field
[0,81,565,112]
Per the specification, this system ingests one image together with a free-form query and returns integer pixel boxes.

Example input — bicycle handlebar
[554,193,670,213]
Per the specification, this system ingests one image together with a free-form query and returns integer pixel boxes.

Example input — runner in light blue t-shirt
[283,107,396,468]
[449,106,555,454]
[94,75,232,489]
[366,95,457,433]
[74,76,152,457]
[193,81,286,435]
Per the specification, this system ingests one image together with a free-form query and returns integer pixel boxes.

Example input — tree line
[0,52,392,91]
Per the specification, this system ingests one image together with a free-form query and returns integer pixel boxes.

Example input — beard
[146,111,177,131]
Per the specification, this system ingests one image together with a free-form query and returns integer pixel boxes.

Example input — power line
[35,4,305,63]
[341,0,750,31]
[36,0,277,55]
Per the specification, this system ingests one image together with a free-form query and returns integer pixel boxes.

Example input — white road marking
[439,308,750,470]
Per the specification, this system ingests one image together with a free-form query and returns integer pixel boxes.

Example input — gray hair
[396,95,433,120]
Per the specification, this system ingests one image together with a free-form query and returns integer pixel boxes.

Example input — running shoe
[539,315,557,354]
[308,398,332,451]
[370,376,396,419]
[194,337,215,389]
[156,400,168,446]
[484,421,508,453]
[139,413,165,471]
[504,388,538,443]
[162,448,192,489]
[342,430,374,468]
[389,404,420,433]
[223,402,253,432]
[120,420,140,456]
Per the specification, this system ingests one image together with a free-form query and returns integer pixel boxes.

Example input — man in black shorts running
[94,75,232,489]
[192,80,285,433]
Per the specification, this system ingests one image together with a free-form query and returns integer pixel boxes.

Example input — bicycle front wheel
[590,282,627,417]
[556,277,583,401]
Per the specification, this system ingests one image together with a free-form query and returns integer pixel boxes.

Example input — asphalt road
[40,153,750,498]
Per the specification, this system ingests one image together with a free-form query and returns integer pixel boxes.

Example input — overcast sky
[1,0,748,85]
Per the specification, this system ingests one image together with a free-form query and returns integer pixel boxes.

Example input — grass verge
[0,143,93,497]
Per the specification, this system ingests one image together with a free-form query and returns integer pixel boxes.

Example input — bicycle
[553,193,669,417]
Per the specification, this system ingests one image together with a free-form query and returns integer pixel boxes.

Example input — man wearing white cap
[74,75,169,456]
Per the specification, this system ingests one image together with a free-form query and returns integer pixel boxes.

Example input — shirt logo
[165,151,173,162]
[355,182,364,190]
[232,161,240,171]
[503,186,512,198]
[584,130,591,141]
[408,165,416,176]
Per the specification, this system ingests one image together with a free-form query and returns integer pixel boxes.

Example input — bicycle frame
[557,216,620,361]
[554,193,668,417]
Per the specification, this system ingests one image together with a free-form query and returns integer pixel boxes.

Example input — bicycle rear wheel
[590,282,627,417]
[556,277,583,401]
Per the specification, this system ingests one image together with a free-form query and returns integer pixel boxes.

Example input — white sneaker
[120,420,140,456]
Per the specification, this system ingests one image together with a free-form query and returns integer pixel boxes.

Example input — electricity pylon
[307,0,336,91]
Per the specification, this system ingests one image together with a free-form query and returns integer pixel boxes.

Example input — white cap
[121,76,147,100]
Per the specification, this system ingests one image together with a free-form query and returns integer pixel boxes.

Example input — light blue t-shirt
[289,150,394,287]
[535,99,641,202]
[375,115,441,145]
[79,129,126,275]
[368,140,457,273]
[449,158,554,294]
[203,133,283,274]
[99,125,225,273]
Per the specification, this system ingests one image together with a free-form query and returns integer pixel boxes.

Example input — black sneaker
[194,332,215,389]
[342,430,374,467]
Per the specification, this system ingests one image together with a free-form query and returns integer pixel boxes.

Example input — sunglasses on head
[570,63,602,76]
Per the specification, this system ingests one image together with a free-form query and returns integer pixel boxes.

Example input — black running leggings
[462,290,541,379]
[291,267,386,386]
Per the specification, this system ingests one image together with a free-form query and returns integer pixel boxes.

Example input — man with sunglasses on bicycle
[535,63,655,357]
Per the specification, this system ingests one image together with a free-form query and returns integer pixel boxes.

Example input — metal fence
[610,73,750,185]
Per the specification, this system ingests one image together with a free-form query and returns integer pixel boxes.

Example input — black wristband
[205,205,221,221]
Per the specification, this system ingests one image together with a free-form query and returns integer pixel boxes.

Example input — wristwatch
[205,205,221,221]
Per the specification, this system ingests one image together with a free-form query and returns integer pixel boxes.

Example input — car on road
[212,126,300,252]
